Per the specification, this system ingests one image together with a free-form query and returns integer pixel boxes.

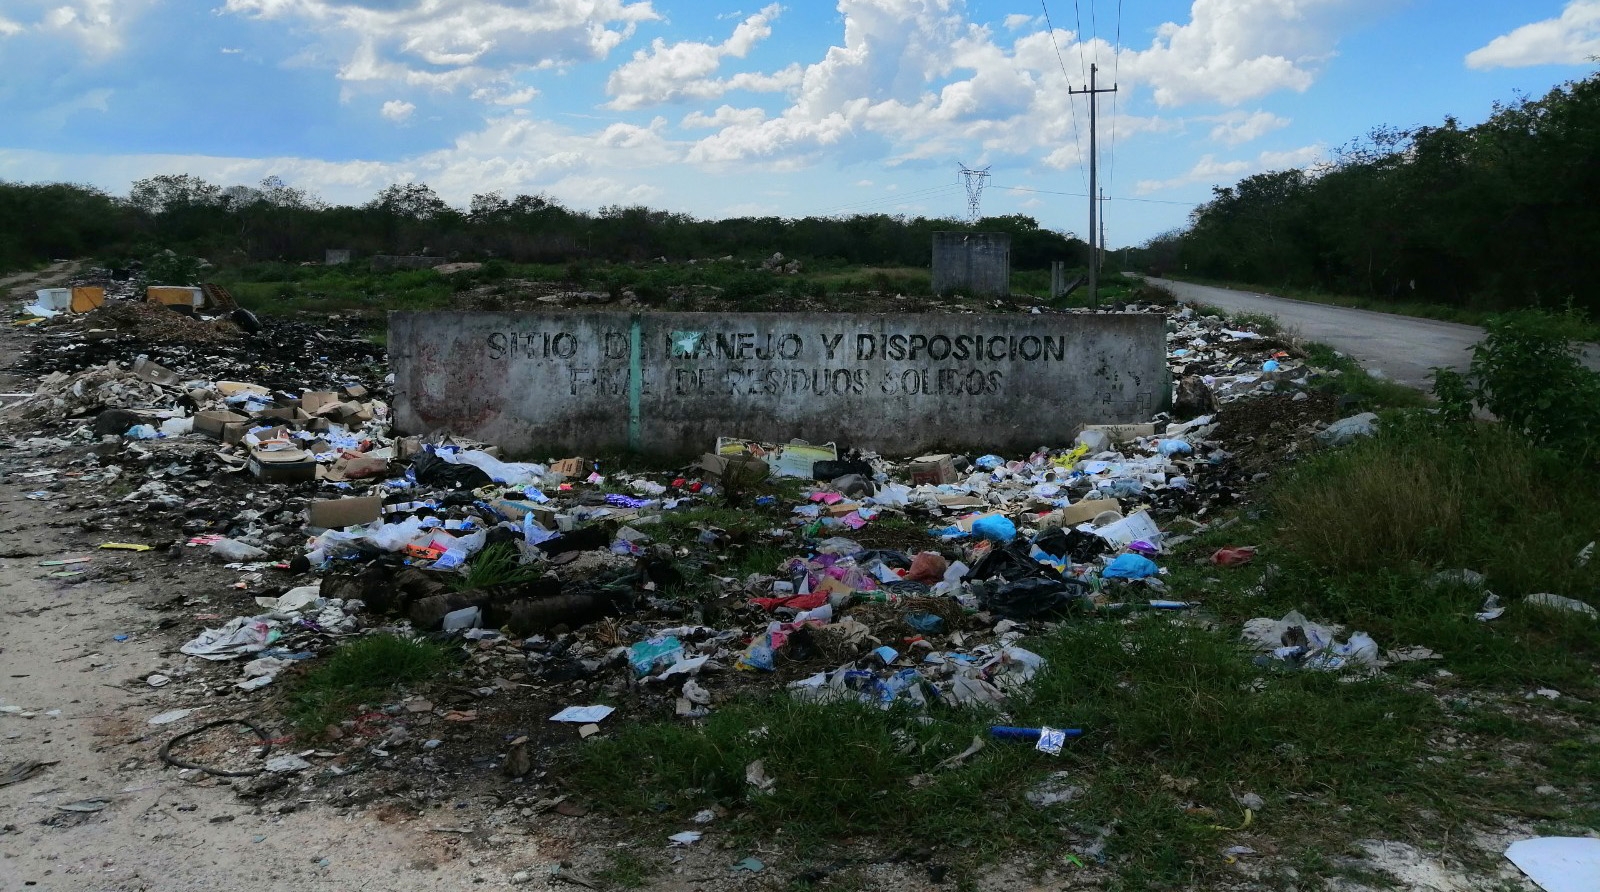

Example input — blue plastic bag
[1102,553,1160,579]
[971,514,1017,543]
[975,454,1006,470]
[1157,439,1193,457]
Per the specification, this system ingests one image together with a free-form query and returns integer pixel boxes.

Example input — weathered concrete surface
[932,232,1011,296]
[390,311,1167,457]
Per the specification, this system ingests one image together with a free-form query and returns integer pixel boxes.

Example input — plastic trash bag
[209,538,268,562]
[628,636,685,677]
[971,515,1017,543]
[1103,554,1160,579]
[1316,413,1379,447]
[435,449,547,486]
[979,577,1091,620]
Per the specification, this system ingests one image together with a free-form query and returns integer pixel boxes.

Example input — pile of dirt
[78,301,242,344]
[1211,390,1342,474]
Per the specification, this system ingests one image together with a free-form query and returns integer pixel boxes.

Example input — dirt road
[0,304,544,891]
[1142,277,1489,389]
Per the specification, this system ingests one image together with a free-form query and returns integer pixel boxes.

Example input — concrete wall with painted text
[389,311,1167,457]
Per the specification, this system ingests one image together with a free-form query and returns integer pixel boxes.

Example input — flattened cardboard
[322,453,389,482]
[308,496,383,530]
[1056,499,1122,526]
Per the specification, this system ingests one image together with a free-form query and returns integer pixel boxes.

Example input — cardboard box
[824,501,863,517]
[70,286,104,313]
[247,448,317,483]
[343,384,369,399]
[308,496,383,530]
[550,457,587,477]
[193,409,249,441]
[697,453,769,484]
[301,391,341,415]
[908,454,957,486]
[394,436,423,461]
[1056,499,1122,526]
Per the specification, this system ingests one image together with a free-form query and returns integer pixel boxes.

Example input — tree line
[1129,69,1600,316]
[0,174,1086,275]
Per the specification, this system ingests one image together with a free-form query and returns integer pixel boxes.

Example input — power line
[1039,1,1089,195]
[993,184,1201,206]
[1107,0,1124,195]
[811,184,962,216]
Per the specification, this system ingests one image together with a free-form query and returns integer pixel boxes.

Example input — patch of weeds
[1229,311,1281,337]
[450,541,541,592]
[1261,414,1600,694]
[567,615,1449,888]
[592,850,656,888]
[284,634,453,735]
[1301,340,1430,409]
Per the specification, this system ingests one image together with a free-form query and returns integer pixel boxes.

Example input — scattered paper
[1506,837,1600,892]
[550,705,615,723]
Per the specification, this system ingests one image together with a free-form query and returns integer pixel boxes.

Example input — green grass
[284,634,455,735]
[1301,341,1433,409]
[1162,272,1600,343]
[450,541,542,592]
[219,266,454,316]
[564,615,1462,887]
[592,850,656,888]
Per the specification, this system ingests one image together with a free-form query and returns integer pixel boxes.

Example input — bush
[1463,309,1600,460]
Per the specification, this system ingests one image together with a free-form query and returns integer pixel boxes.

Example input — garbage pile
[0,287,1394,779]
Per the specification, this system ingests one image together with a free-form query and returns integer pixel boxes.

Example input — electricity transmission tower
[957,162,991,223]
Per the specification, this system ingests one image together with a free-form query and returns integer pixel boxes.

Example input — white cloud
[380,99,415,122]
[1002,13,1038,31]
[220,46,243,54]
[1123,0,1366,107]
[34,0,138,55]
[1465,0,1600,70]
[1208,110,1291,146]
[0,16,24,36]
[605,4,800,109]
[854,178,874,186]
[681,0,1353,170]
[681,104,767,129]
[221,0,659,103]
[1135,144,1326,194]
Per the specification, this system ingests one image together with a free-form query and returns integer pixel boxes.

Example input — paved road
[1141,277,1486,389]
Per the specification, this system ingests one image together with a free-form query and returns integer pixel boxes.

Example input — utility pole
[1069,63,1117,307]
[1098,188,1107,275]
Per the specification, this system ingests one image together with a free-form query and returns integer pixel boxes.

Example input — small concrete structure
[932,232,1011,297]
[324,249,352,266]
[390,310,1168,457]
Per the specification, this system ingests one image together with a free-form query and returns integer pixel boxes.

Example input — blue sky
[0,0,1597,247]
